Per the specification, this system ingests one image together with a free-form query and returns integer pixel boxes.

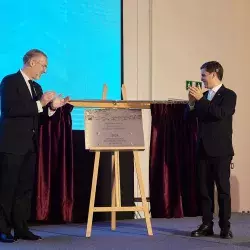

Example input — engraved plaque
[85,109,145,150]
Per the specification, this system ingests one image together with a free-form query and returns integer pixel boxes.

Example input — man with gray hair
[0,49,69,242]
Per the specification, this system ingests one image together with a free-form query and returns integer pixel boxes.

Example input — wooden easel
[85,84,153,238]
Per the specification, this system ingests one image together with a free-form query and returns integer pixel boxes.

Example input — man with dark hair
[188,61,236,239]
[0,49,69,242]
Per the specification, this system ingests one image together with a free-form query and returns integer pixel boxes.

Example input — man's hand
[51,95,70,109]
[188,92,196,106]
[189,86,203,101]
[40,91,56,107]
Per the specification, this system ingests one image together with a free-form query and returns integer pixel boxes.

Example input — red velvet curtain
[35,104,74,222]
[149,103,199,218]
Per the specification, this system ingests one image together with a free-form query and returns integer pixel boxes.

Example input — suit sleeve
[195,91,237,120]
[184,104,197,120]
[34,83,48,118]
[34,83,55,122]
[0,78,39,117]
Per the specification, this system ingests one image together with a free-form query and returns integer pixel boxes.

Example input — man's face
[29,55,48,80]
[200,68,215,89]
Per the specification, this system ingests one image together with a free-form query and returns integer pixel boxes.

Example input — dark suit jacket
[0,71,46,155]
[188,85,237,157]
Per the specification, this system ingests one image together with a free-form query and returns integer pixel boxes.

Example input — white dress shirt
[20,70,55,116]
[207,83,222,101]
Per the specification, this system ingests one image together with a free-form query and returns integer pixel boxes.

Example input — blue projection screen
[0,1,122,130]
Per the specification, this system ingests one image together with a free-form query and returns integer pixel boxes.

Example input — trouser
[0,150,36,234]
[198,143,232,229]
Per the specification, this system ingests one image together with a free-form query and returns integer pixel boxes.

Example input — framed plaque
[84,109,145,150]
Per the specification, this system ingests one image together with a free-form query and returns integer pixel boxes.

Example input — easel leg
[134,151,153,236]
[111,153,116,230]
[86,151,101,237]
[115,151,121,207]
[117,152,121,207]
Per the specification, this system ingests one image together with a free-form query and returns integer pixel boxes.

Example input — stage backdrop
[0,0,122,129]
[0,0,135,223]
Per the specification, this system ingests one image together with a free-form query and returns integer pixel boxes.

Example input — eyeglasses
[35,61,47,70]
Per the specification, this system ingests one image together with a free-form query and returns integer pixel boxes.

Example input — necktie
[207,90,214,101]
[28,80,37,100]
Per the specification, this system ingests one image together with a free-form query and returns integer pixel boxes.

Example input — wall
[123,0,152,217]
[123,0,250,213]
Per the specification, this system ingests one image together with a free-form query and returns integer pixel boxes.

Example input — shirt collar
[210,83,222,93]
[20,69,31,83]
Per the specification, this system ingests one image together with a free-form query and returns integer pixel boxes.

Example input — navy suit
[189,85,237,228]
[0,71,45,234]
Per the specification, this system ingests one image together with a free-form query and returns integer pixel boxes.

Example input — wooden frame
[76,84,153,238]
[69,84,188,238]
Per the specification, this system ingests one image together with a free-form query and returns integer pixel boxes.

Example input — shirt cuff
[36,101,43,113]
[188,102,195,110]
[48,107,56,117]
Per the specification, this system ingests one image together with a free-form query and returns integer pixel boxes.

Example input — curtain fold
[149,103,199,218]
[35,104,74,222]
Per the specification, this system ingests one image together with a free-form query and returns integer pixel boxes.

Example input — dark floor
[1,213,250,249]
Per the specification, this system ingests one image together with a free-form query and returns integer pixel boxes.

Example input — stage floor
[1,213,250,250]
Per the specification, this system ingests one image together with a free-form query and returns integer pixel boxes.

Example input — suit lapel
[16,71,33,100]
[211,85,225,103]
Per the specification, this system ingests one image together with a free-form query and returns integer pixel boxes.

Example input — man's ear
[30,59,35,67]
